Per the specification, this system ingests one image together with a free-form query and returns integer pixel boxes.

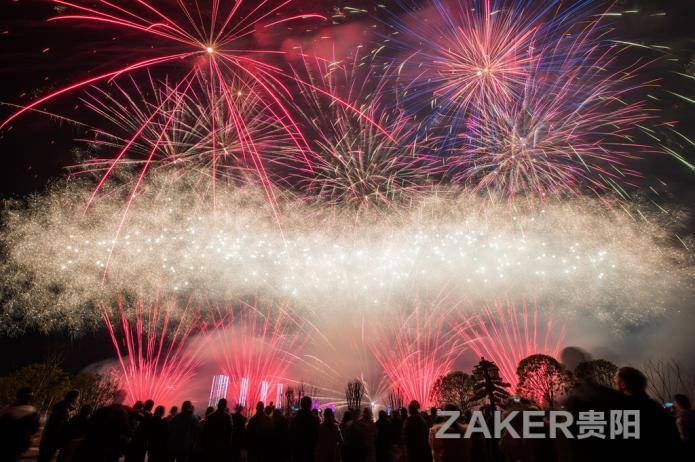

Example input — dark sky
[0,0,693,374]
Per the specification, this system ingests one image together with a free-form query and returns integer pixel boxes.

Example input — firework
[206,301,305,409]
[389,0,554,121]
[298,310,389,408]
[1,0,328,206]
[76,75,295,193]
[369,293,464,407]
[0,175,691,333]
[453,299,566,390]
[389,0,658,197]
[102,296,205,406]
[282,49,436,206]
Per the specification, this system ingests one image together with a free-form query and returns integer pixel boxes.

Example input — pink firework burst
[452,299,566,391]
[207,301,305,410]
[1,0,328,211]
[102,297,206,407]
[369,295,464,408]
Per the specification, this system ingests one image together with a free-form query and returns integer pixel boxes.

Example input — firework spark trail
[453,298,566,390]
[102,296,206,406]
[206,300,305,409]
[368,293,465,407]
[0,176,691,333]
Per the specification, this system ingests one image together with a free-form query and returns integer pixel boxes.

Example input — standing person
[38,389,80,462]
[271,407,291,462]
[0,387,40,462]
[340,411,355,462]
[316,408,343,462]
[166,406,179,423]
[289,396,320,462]
[166,401,200,462]
[402,401,432,462]
[231,405,247,462]
[247,401,274,462]
[201,399,233,462]
[674,394,695,453]
[77,390,132,462]
[147,406,169,462]
[615,367,681,460]
[61,404,93,462]
[376,410,394,462]
[126,399,154,462]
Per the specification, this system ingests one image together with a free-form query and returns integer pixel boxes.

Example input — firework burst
[453,298,566,390]
[206,300,305,409]
[1,0,328,207]
[102,296,206,406]
[284,51,432,207]
[76,75,295,194]
[389,0,659,197]
[369,293,465,407]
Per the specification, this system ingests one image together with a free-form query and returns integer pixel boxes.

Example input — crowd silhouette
[0,365,694,461]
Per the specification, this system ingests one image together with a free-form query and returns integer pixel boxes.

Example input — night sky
[0,0,693,374]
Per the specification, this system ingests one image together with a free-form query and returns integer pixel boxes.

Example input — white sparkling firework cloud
[1,175,691,333]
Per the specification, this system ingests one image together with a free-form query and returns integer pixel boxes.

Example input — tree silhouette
[431,371,477,411]
[346,379,365,412]
[517,354,572,408]
[574,359,618,388]
[472,358,511,410]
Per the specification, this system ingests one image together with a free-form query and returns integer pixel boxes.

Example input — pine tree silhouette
[472,357,511,410]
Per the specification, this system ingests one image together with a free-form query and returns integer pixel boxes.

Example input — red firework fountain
[369,296,463,408]
[102,297,205,407]
[207,302,304,410]
[453,299,566,391]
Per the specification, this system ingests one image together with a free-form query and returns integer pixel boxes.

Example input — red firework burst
[102,296,206,407]
[453,299,566,391]
[207,301,305,410]
[369,295,464,407]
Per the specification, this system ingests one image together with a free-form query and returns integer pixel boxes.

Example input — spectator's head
[323,407,335,422]
[674,394,692,412]
[273,407,283,417]
[15,387,33,405]
[144,399,155,412]
[169,405,178,416]
[615,367,647,395]
[113,389,128,405]
[133,400,144,411]
[362,407,373,422]
[399,407,408,418]
[154,405,166,418]
[205,406,215,417]
[65,389,80,405]
[256,401,265,414]
[408,400,421,416]
[430,407,438,417]
[217,399,228,411]
[265,405,273,416]
[182,400,194,413]
[235,404,244,414]
[378,410,388,421]
[342,410,353,423]
[300,395,312,412]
